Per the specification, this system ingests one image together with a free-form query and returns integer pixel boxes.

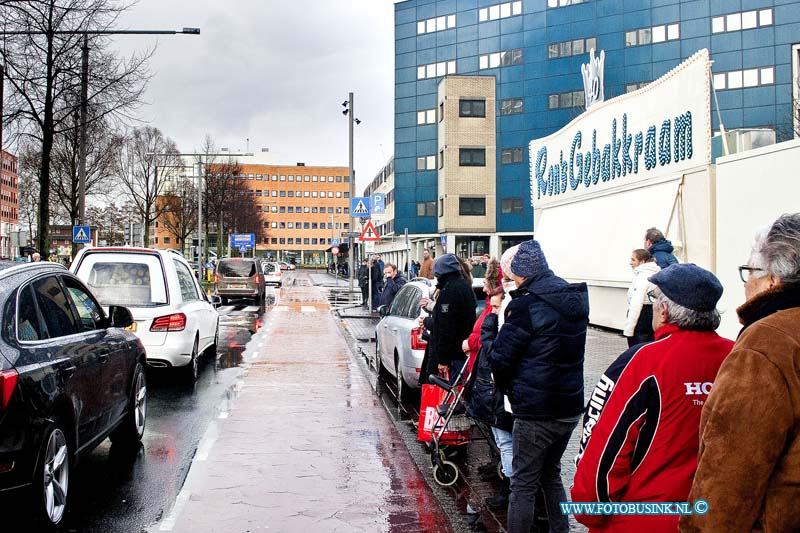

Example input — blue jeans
[508,417,579,533]
[491,426,513,478]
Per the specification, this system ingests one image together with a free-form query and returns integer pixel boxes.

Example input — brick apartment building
[240,163,352,264]
[0,150,20,259]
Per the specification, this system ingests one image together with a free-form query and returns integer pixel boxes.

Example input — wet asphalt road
[5,287,281,533]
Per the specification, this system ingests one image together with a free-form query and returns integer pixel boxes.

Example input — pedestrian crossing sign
[351,197,370,217]
[72,225,91,243]
[359,220,381,242]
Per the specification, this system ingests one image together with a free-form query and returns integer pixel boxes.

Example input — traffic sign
[359,220,381,242]
[351,197,370,217]
[73,226,91,243]
[371,193,385,214]
[239,245,247,254]
[440,234,447,246]
[231,233,255,248]
[331,246,340,255]
[331,238,340,246]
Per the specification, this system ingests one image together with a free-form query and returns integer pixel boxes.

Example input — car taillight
[254,274,261,284]
[0,369,19,411]
[411,327,427,350]
[150,313,187,332]
[276,271,281,277]
[214,274,218,284]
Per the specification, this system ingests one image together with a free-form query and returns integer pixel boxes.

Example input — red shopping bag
[417,374,472,445]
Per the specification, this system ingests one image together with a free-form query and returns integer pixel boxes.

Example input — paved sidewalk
[162,280,451,532]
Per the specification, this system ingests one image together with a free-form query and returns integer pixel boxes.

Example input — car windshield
[219,261,256,278]
[75,254,168,307]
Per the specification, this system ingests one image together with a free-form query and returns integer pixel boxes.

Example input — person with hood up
[488,239,588,533]
[623,248,660,347]
[423,253,476,382]
[681,213,800,533]
[645,228,679,269]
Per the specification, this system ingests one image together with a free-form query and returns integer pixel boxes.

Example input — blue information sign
[231,233,255,248]
[73,226,91,244]
[331,238,340,246]
[350,197,370,217]
[371,193,385,214]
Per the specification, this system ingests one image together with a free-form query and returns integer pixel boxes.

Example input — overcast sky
[113,0,396,193]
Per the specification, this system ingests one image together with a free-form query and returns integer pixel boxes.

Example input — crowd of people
[403,213,800,533]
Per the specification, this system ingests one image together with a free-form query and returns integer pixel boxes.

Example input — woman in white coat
[624,249,660,347]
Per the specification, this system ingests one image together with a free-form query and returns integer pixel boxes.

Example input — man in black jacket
[488,239,588,533]
[357,259,370,307]
[424,254,476,382]
[380,263,407,309]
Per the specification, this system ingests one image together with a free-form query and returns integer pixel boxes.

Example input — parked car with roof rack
[0,261,146,527]
[71,247,220,381]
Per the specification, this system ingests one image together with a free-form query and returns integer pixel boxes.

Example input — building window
[713,67,774,90]
[459,99,486,117]
[501,147,524,164]
[548,37,596,58]
[500,98,523,115]
[279,222,286,229]
[479,1,522,22]
[479,49,523,69]
[271,238,278,245]
[417,108,437,125]
[459,148,486,167]
[417,14,456,34]
[712,9,772,34]
[417,60,457,80]
[501,197,524,214]
[548,90,584,109]
[417,155,437,170]
[547,0,587,7]
[256,190,262,196]
[626,81,650,93]
[417,201,436,216]
[626,23,679,47]
[279,190,286,197]
[459,197,486,216]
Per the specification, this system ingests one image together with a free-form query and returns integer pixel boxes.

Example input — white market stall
[528,49,715,330]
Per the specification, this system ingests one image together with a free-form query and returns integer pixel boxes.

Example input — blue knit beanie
[649,264,723,312]
[510,239,549,278]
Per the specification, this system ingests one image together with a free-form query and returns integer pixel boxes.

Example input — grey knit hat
[510,239,549,278]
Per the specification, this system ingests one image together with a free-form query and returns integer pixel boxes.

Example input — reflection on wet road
[5,284,285,532]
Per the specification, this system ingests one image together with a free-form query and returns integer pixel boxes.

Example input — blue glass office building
[394,0,800,237]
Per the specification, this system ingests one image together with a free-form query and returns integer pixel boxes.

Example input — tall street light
[342,93,360,295]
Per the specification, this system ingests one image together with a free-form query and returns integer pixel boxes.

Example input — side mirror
[209,295,222,307]
[109,306,134,328]
[378,305,389,317]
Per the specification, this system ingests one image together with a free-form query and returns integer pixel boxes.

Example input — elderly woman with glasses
[682,213,800,533]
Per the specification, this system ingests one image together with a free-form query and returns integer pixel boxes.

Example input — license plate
[125,323,137,332]
[229,284,245,289]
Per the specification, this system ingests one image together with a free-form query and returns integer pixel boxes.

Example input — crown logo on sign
[581,48,605,109]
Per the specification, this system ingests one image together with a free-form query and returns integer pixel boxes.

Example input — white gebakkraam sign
[529,49,712,209]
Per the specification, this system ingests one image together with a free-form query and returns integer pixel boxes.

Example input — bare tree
[161,178,198,252]
[205,159,243,258]
[116,125,182,246]
[225,178,265,251]
[17,147,41,243]
[0,0,151,254]
[85,202,126,245]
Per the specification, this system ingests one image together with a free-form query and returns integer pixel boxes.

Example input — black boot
[485,477,511,510]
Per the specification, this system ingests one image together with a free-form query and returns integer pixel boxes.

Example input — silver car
[376,280,434,400]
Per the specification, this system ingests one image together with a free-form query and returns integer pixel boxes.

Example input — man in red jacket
[571,264,734,532]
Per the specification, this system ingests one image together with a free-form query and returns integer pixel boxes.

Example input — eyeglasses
[738,265,765,283]
[647,289,659,304]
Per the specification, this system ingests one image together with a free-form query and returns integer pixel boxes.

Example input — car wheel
[184,337,199,383]
[35,421,71,528]
[110,362,147,447]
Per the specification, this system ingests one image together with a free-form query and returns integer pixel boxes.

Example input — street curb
[332,308,475,533]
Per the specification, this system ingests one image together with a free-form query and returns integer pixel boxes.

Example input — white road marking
[301,306,316,313]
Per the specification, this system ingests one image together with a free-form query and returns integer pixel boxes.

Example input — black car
[0,262,146,527]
